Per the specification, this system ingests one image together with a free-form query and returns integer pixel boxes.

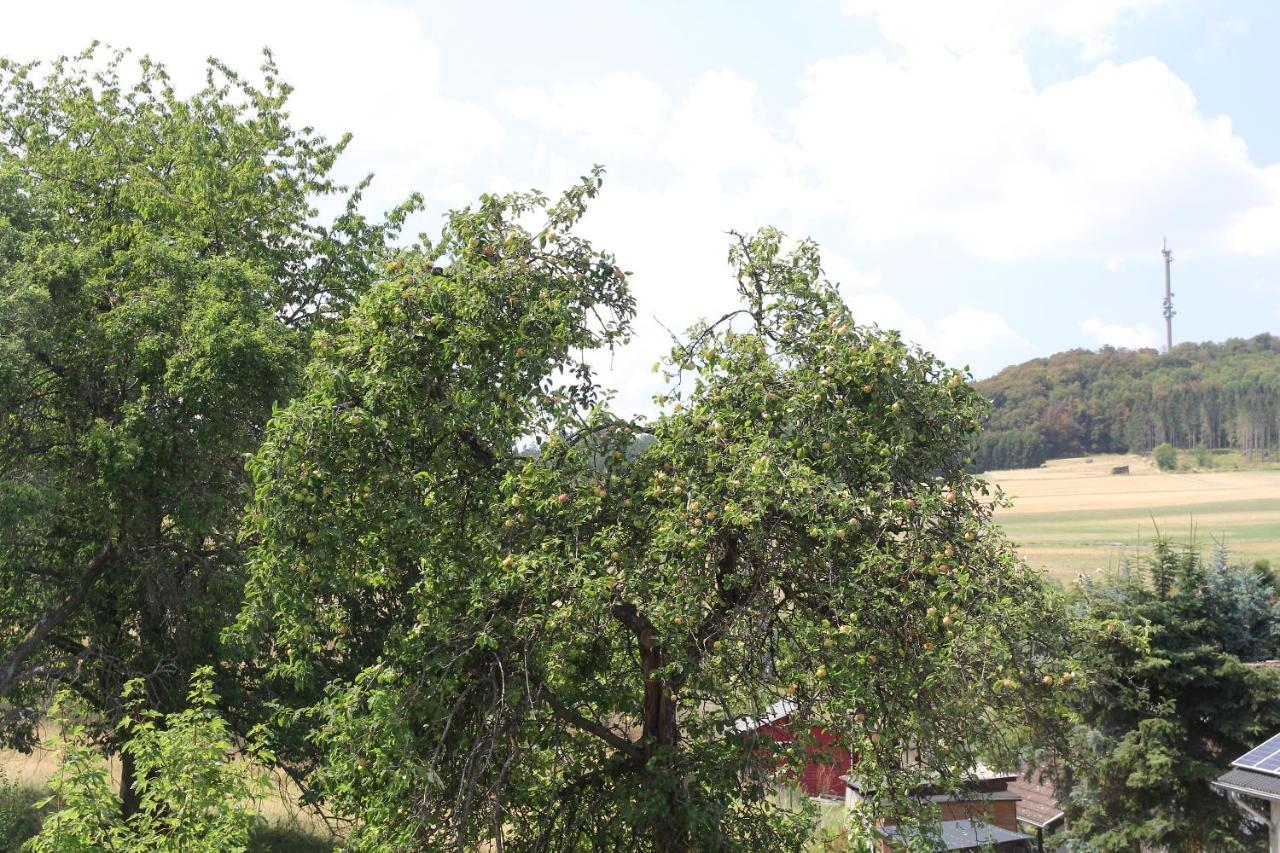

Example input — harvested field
[986,454,1280,581]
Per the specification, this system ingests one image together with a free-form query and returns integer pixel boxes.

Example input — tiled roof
[1216,767,1280,800]
[1006,770,1064,829]
[922,791,1020,803]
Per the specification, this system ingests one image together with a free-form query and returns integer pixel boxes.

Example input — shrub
[1057,542,1280,849]
[27,667,272,853]
[1153,442,1178,471]
[0,769,44,851]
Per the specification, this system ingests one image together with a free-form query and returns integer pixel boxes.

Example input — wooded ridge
[972,334,1280,470]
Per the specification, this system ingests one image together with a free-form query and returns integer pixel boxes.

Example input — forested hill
[971,333,1280,470]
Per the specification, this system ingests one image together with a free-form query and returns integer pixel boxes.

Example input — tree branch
[0,543,113,696]
[541,688,641,760]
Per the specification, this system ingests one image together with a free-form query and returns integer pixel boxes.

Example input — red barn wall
[756,717,852,798]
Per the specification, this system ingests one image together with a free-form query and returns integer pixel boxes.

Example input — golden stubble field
[986,454,1280,581]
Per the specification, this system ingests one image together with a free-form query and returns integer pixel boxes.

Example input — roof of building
[846,764,1018,795]
[970,762,1017,783]
[880,819,1034,850]
[1230,730,1280,776]
[922,791,1021,804]
[1006,770,1065,829]
[1215,767,1280,801]
[732,699,797,733]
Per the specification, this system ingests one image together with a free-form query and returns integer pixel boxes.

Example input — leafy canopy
[0,45,414,754]
[239,188,1076,850]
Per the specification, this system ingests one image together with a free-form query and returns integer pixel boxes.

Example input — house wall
[756,716,853,798]
[938,798,1018,831]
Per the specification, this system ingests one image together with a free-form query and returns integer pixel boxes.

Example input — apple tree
[0,46,416,811]
[240,193,1076,849]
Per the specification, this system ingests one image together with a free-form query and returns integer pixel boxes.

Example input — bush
[0,770,44,851]
[1153,442,1178,471]
[1058,541,1280,849]
[248,825,336,852]
[1193,445,1213,468]
[28,667,272,853]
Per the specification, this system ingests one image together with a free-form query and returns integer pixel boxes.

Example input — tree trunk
[642,644,687,851]
[613,600,691,851]
[119,747,141,820]
[0,544,113,696]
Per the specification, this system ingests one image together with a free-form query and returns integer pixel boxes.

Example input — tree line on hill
[971,337,1280,470]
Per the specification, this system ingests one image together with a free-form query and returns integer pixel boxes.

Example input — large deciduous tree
[0,45,413,807]
[240,188,1074,849]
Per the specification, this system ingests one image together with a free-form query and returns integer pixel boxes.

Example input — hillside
[972,333,1280,470]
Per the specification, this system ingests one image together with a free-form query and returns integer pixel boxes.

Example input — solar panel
[1232,732,1280,776]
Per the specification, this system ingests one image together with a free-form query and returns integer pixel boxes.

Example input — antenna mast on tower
[1161,239,1175,353]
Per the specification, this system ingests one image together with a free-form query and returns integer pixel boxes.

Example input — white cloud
[504,69,797,188]
[822,250,881,290]
[846,292,930,343]
[933,306,1030,363]
[0,0,503,212]
[846,296,1028,369]
[789,51,1269,260]
[1221,164,1280,255]
[496,74,669,157]
[659,71,790,178]
[841,0,1165,58]
[7,0,1280,407]
[1079,317,1161,349]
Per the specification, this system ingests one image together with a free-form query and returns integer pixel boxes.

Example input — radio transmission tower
[1161,239,1174,353]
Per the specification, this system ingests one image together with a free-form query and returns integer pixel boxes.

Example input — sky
[4,0,1279,413]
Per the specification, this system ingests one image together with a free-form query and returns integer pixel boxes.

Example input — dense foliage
[0,44,413,811]
[970,426,1048,472]
[235,184,1079,850]
[28,668,270,852]
[974,336,1280,468]
[1052,543,1280,852]
[12,47,1244,853]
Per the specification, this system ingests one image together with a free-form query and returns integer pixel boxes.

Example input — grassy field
[987,454,1280,581]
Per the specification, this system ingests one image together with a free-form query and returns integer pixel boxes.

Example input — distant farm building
[735,699,852,798]
[736,702,1036,850]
